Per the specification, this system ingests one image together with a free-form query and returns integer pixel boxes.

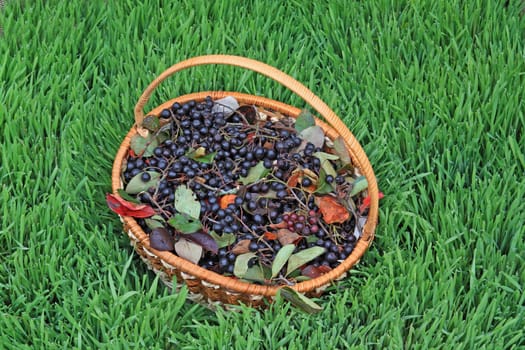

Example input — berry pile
[112,96,369,285]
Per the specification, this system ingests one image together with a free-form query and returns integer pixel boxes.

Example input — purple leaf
[149,228,174,251]
[185,232,219,254]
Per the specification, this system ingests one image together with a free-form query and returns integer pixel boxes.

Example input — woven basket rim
[112,91,377,297]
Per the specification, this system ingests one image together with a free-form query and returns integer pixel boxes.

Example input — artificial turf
[0,0,524,349]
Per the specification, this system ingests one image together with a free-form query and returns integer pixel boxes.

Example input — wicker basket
[111,55,379,308]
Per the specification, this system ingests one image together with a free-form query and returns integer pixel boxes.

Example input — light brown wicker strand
[112,56,379,298]
[134,55,379,239]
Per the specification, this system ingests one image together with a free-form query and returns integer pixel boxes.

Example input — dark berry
[254,147,265,160]
[301,177,312,187]
[218,257,229,269]
[253,214,264,225]
[276,190,288,199]
[263,158,273,169]
[344,244,354,255]
[325,252,338,263]
[249,241,259,252]
[160,109,171,119]
[141,172,151,182]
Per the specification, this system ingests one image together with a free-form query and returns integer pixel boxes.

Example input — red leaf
[301,264,332,278]
[287,171,300,188]
[264,231,278,240]
[317,265,332,274]
[315,195,350,224]
[219,194,237,209]
[106,193,155,218]
[128,149,137,158]
[246,132,256,142]
[359,192,384,214]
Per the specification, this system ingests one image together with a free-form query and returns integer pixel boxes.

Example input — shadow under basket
[111,55,380,309]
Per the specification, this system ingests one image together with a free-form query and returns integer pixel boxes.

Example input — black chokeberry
[325,252,338,263]
[141,172,151,182]
[160,109,171,119]
[218,257,229,269]
[301,178,312,187]
[249,241,259,252]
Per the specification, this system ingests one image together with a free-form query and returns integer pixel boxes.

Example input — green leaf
[313,152,338,179]
[313,151,339,161]
[298,126,325,150]
[195,152,217,164]
[130,133,161,158]
[315,167,335,194]
[117,189,141,204]
[210,231,236,249]
[279,287,323,314]
[233,252,257,278]
[212,96,240,117]
[168,213,202,233]
[130,134,153,156]
[333,136,352,165]
[242,264,268,283]
[174,238,202,264]
[155,130,170,145]
[125,171,161,194]
[188,146,206,158]
[239,161,270,185]
[294,275,312,282]
[271,244,296,278]
[295,109,315,132]
[349,176,368,197]
[174,185,200,220]
[187,147,217,164]
[218,187,239,196]
[144,138,160,157]
[286,246,326,276]
[142,115,160,132]
[145,218,164,230]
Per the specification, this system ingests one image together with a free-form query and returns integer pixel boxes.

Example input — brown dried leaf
[302,168,319,182]
[263,141,274,149]
[193,176,207,184]
[315,195,350,224]
[237,105,258,123]
[287,171,301,188]
[219,194,237,209]
[277,229,302,246]
[232,239,251,255]
[268,221,289,229]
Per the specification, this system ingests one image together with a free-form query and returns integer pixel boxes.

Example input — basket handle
[134,55,379,239]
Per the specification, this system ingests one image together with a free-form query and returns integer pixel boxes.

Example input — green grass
[1,0,524,348]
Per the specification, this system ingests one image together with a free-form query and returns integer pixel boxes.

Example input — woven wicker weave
[111,55,379,308]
